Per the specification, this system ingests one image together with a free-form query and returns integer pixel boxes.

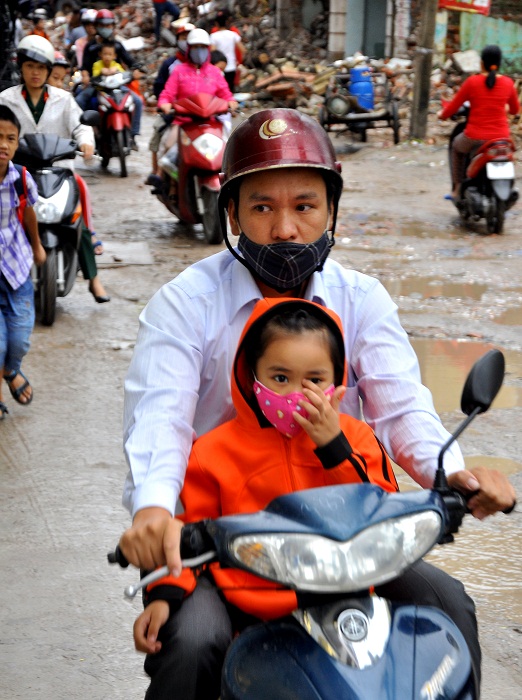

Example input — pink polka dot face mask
[253,380,335,438]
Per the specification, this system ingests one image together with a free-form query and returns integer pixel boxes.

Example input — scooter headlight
[229,511,442,592]
[34,182,71,224]
[192,133,223,161]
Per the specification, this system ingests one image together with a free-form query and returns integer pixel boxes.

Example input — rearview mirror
[460,349,505,416]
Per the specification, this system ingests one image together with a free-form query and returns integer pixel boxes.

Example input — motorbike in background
[155,93,230,245]
[110,349,511,699]
[92,70,135,178]
[448,104,518,234]
[15,133,85,326]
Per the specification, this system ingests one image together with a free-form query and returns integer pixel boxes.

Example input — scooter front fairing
[222,604,473,700]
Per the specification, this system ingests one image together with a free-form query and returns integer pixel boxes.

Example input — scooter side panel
[221,606,472,700]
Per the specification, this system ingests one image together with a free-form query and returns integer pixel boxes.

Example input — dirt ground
[1,112,521,699]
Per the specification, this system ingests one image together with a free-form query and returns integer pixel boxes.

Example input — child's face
[0,120,19,170]
[214,59,227,73]
[255,331,335,395]
[48,66,68,89]
[100,47,116,66]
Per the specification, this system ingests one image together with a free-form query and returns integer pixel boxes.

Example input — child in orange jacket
[133,298,398,676]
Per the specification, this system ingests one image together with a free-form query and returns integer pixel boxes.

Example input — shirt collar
[228,250,328,323]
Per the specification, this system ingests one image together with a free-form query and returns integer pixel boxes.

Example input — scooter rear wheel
[39,248,57,326]
[486,198,505,234]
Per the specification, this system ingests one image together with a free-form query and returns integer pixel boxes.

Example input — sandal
[0,401,8,420]
[4,370,33,405]
[91,231,104,255]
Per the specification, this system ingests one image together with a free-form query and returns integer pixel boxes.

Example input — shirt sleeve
[122,282,204,516]
[440,79,471,120]
[92,61,101,78]
[158,69,180,106]
[64,93,95,147]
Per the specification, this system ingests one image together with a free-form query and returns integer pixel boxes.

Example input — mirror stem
[434,406,482,489]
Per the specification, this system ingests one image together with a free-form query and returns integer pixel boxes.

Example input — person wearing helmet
[0,35,110,302]
[120,108,515,698]
[28,7,51,41]
[76,9,143,151]
[151,0,180,44]
[147,28,236,194]
[74,9,98,69]
[145,19,195,186]
[47,51,70,90]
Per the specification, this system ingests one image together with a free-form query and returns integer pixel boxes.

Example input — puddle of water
[395,465,522,624]
[395,338,522,624]
[383,277,487,301]
[410,338,522,413]
[494,307,522,326]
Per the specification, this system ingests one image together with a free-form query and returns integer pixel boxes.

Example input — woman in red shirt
[438,45,520,200]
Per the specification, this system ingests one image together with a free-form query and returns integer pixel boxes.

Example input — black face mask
[236,231,334,292]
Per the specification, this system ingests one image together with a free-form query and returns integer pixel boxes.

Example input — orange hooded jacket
[146,298,398,619]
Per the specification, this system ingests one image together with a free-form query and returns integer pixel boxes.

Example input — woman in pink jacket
[154,28,237,195]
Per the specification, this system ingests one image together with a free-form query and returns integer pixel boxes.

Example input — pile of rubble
[30,1,522,136]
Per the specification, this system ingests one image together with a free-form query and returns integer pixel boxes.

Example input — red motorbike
[93,71,134,178]
[448,104,518,234]
[156,93,231,244]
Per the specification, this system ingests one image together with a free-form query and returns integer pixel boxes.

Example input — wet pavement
[1,113,521,698]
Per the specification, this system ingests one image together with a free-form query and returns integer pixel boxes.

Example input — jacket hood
[232,298,347,429]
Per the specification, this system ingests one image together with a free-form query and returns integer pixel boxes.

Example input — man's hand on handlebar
[447,466,516,520]
[119,507,184,576]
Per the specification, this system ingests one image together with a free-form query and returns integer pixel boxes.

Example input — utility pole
[409,0,439,139]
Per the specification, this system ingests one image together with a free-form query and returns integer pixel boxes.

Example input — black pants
[143,561,479,700]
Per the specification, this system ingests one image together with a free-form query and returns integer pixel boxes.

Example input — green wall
[460,12,522,75]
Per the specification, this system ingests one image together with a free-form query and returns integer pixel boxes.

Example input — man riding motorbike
[438,44,520,202]
[0,35,110,302]
[76,9,143,151]
[119,108,516,699]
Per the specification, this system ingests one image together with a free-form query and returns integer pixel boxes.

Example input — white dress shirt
[123,251,464,517]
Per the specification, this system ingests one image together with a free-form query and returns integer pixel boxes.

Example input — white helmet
[186,28,211,46]
[17,35,55,69]
[81,9,98,24]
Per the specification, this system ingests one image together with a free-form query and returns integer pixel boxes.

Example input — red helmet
[218,109,343,212]
[95,9,116,25]
[53,51,69,68]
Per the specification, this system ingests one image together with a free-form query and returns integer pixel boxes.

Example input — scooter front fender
[491,179,513,201]
[39,228,59,249]
[197,173,221,193]
[221,606,473,700]
[106,112,131,132]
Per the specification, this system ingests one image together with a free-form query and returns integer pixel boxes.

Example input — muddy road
[1,113,521,698]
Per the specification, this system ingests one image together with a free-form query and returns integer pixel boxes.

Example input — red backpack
[13,163,29,226]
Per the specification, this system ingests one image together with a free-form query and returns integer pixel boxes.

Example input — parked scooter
[15,131,87,325]
[110,349,511,699]
[92,70,134,178]
[448,104,518,234]
[155,93,231,245]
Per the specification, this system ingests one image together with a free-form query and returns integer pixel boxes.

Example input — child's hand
[133,600,170,654]
[293,380,346,447]
[33,242,46,266]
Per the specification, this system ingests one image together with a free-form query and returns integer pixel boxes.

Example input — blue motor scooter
[110,349,510,699]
